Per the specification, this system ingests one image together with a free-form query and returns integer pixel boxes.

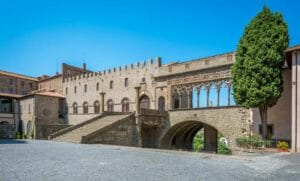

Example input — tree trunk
[259,106,268,140]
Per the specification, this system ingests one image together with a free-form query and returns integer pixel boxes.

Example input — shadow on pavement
[0,139,28,144]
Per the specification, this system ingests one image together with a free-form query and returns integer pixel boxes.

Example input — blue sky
[0,0,299,77]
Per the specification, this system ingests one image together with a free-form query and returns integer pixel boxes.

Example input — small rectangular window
[96,83,99,91]
[74,86,77,94]
[8,79,13,85]
[65,87,68,95]
[21,81,25,87]
[84,84,87,92]
[109,81,113,89]
[29,83,33,88]
[125,78,128,87]
[259,124,274,137]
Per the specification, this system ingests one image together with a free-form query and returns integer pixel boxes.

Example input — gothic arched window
[122,98,130,112]
[83,102,89,114]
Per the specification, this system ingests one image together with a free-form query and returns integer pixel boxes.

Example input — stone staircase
[49,113,131,143]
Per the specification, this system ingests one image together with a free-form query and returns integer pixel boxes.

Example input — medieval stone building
[0,46,299,152]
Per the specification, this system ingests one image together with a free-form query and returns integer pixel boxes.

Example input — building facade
[0,47,299,152]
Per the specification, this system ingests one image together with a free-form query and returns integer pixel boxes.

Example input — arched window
[173,92,180,109]
[122,98,130,112]
[124,78,128,87]
[96,83,99,91]
[209,84,218,107]
[26,121,32,136]
[199,86,207,108]
[73,102,78,114]
[94,101,100,113]
[139,95,150,109]
[83,102,89,114]
[84,84,87,93]
[230,85,236,106]
[107,99,114,112]
[109,81,113,89]
[158,96,165,111]
[219,83,228,106]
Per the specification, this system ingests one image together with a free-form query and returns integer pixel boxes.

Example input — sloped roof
[0,93,23,99]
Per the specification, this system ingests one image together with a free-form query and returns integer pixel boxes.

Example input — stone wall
[35,124,71,139]
[139,109,169,148]
[0,72,38,95]
[251,69,292,140]
[0,124,15,138]
[35,95,61,125]
[63,58,162,124]
[164,107,250,150]
[19,96,35,135]
[38,75,63,94]
[82,114,138,146]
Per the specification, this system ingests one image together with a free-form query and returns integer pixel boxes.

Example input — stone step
[53,114,129,143]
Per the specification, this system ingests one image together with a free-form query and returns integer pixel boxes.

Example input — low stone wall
[83,114,138,146]
[36,124,71,140]
[0,124,15,139]
[139,109,169,148]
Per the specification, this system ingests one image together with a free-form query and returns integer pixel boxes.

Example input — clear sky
[0,0,299,77]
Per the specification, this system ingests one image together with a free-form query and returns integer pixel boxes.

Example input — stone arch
[158,96,165,111]
[83,102,89,114]
[121,98,130,112]
[72,102,78,114]
[26,121,32,136]
[107,99,114,112]
[139,95,150,109]
[93,101,100,114]
[160,119,229,152]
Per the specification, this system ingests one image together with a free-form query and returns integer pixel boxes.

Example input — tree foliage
[231,6,289,139]
[232,6,289,109]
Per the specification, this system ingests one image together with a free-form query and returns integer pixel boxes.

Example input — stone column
[206,88,210,107]
[187,91,191,109]
[134,86,142,147]
[179,93,182,109]
[227,86,231,106]
[197,88,200,108]
[203,125,218,153]
[292,50,300,152]
[134,86,141,115]
[217,85,220,107]
[100,92,105,113]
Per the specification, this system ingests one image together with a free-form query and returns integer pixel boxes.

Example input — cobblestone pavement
[0,139,300,181]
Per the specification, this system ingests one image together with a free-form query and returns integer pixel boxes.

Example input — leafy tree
[231,6,289,139]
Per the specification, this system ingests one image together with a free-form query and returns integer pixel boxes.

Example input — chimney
[83,63,86,71]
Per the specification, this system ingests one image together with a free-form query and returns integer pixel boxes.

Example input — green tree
[231,6,289,139]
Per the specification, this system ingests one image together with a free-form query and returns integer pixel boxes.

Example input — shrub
[217,142,232,155]
[236,135,264,149]
[15,132,21,139]
[193,130,204,151]
[22,133,27,139]
[264,140,272,148]
[277,141,289,150]
[29,129,34,139]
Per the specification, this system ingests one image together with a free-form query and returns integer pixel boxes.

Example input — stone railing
[140,108,168,117]
[48,112,131,140]
[36,124,71,140]
[0,124,15,139]
[81,113,136,143]
[169,105,240,112]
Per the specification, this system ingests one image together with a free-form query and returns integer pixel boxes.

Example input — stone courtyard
[1,139,300,181]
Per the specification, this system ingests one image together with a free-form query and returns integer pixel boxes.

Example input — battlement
[63,57,162,83]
